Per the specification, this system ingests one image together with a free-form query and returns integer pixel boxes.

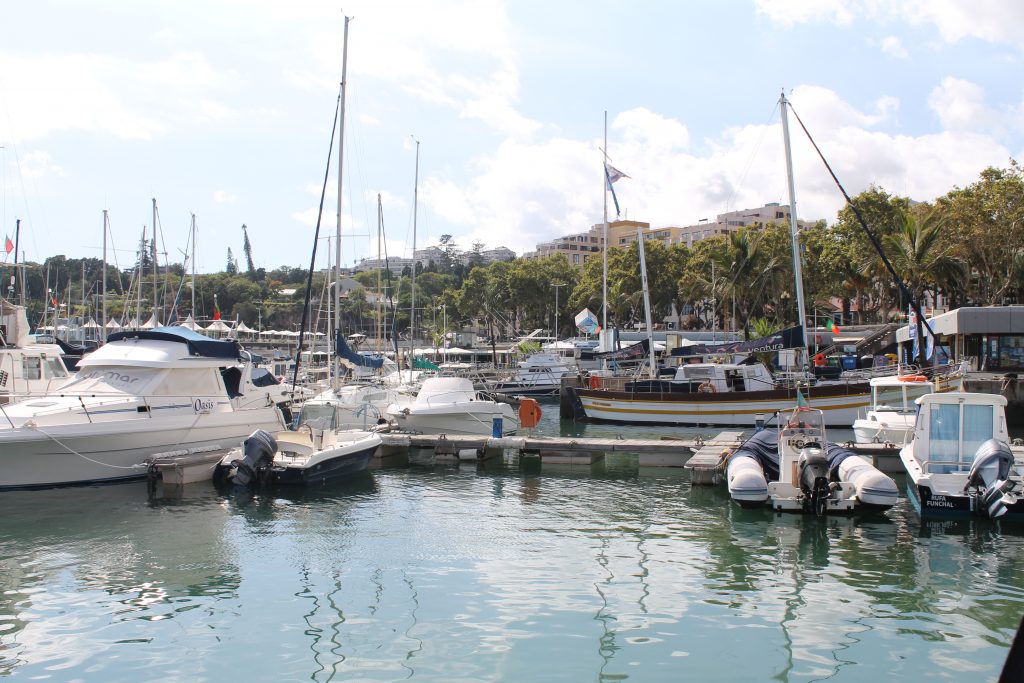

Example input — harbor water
[1,409,1022,681]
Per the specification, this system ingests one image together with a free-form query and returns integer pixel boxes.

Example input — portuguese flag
[213,296,221,321]
[826,319,840,335]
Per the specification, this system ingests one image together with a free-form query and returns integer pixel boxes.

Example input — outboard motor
[965,439,1018,518]
[798,446,831,516]
[229,429,279,488]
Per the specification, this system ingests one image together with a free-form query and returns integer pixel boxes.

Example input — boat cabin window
[297,403,336,430]
[927,402,995,468]
[220,366,242,398]
[44,357,68,379]
[251,367,280,388]
[22,356,41,380]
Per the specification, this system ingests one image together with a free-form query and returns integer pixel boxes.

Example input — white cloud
[758,0,1024,48]
[754,0,855,27]
[927,76,1008,135]
[902,0,1024,46]
[19,151,64,179]
[213,190,237,204]
[418,86,1010,255]
[0,50,234,143]
[880,35,909,59]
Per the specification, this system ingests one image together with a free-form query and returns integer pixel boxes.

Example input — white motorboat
[852,363,968,445]
[214,426,381,489]
[852,374,935,445]
[0,327,286,489]
[900,392,1022,519]
[386,377,519,436]
[491,352,575,397]
[0,298,73,403]
[727,404,898,514]
[298,381,413,431]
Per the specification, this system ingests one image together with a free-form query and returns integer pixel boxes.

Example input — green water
[0,413,1022,681]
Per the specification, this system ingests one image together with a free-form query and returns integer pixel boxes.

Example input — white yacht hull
[389,406,519,436]
[0,407,285,489]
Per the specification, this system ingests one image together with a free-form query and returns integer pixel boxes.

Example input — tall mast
[334,15,350,389]
[779,92,811,368]
[637,227,656,379]
[13,218,20,306]
[152,198,158,323]
[376,194,383,352]
[601,111,609,347]
[137,226,144,327]
[409,138,419,383]
[190,213,196,317]
[102,209,108,334]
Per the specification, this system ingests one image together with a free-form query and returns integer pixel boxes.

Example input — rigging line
[291,92,342,394]
[724,100,781,215]
[786,101,938,347]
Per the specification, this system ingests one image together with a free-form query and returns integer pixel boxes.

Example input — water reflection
[0,449,1021,680]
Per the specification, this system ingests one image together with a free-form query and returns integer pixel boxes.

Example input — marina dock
[376,430,910,469]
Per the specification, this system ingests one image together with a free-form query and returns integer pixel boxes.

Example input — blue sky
[1,0,1022,274]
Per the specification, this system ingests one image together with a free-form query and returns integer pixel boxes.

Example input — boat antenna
[291,92,342,393]
[786,98,936,366]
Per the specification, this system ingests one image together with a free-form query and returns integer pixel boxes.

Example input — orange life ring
[813,353,826,367]
[900,375,928,382]
[518,398,542,429]
[589,375,603,389]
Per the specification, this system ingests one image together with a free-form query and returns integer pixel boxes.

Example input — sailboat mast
[190,214,196,316]
[152,198,158,322]
[102,209,108,333]
[333,15,350,389]
[636,227,657,378]
[376,194,383,352]
[779,92,811,368]
[410,139,419,383]
[137,226,144,328]
[601,111,609,344]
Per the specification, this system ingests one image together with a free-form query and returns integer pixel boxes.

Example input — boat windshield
[55,366,162,396]
[297,403,337,430]
[781,406,826,438]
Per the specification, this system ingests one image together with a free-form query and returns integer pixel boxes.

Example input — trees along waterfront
[11,164,1024,337]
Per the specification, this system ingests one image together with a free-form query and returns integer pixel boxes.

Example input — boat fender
[966,439,1017,518]
[518,398,542,429]
[698,382,716,393]
[231,429,278,488]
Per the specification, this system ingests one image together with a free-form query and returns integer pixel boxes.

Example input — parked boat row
[723,390,1022,521]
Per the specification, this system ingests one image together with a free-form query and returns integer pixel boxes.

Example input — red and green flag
[213,296,221,321]
[826,319,840,335]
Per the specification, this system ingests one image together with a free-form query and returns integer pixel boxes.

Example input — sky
[1,0,1022,275]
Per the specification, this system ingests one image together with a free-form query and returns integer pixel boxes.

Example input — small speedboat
[214,427,381,489]
[727,405,898,514]
[900,392,1022,519]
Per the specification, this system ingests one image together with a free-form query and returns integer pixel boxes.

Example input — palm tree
[882,209,965,313]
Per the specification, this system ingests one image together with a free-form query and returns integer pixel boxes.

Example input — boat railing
[923,459,972,474]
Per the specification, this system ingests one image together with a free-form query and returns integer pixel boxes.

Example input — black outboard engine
[228,429,279,488]
[798,446,831,516]
[965,439,1018,518]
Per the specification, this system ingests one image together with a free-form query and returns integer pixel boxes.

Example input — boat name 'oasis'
[194,398,214,414]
